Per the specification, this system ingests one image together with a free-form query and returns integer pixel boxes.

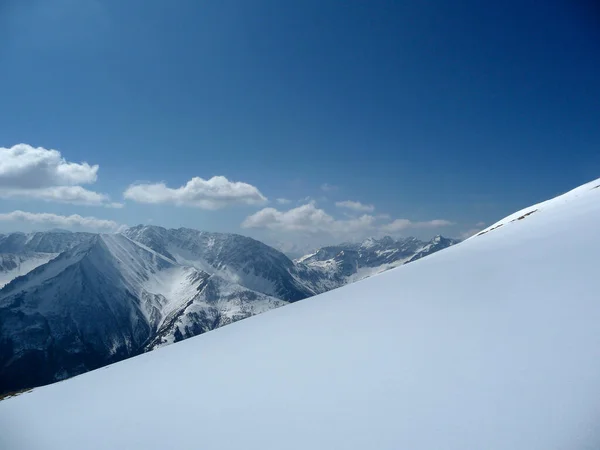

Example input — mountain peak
[46,228,73,234]
[359,235,398,249]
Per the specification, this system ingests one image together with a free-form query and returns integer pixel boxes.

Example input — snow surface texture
[1,178,600,450]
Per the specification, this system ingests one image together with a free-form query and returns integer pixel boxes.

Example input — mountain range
[0,227,457,394]
[2,179,598,450]
[298,234,459,282]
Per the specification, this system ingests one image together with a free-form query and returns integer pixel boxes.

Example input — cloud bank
[243,203,453,240]
[335,200,375,213]
[0,144,118,207]
[0,210,122,231]
[124,176,268,209]
[242,203,375,234]
[381,219,454,232]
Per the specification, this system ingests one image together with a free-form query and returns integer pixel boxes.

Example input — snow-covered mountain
[0,231,96,288]
[298,234,460,282]
[122,226,317,300]
[0,226,457,394]
[0,228,309,394]
[148,274,286,349]
[1,178,598,450]
[0,231,95,254]
[0,233,287,394]
[0,253,57,288]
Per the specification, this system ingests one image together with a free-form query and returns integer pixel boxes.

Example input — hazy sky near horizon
[1,0,599,250]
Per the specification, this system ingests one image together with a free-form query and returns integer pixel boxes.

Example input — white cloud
[320,183,338,192]
[124,176,267,209]
[296,196,317,205]
[0,143,98,188]
[242,204,454,241]
[380,219,411,232]
[276,198,291,205]
[381,219,454,232]
[242,204,333,233]
[335,200,375,213]
[242,203,376,235]
[476,221,486,227]
[0,210,121,231]
[0,186,109,205]
[0,144,116,207]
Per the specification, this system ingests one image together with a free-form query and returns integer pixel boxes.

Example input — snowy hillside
[1,178,599,449]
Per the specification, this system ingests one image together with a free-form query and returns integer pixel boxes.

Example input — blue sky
[1,0,599,251]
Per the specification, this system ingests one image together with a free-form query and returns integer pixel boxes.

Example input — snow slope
[148,274,287,349]
[0,253,57,288]
[472,178,600,238]
[1,178,599,449]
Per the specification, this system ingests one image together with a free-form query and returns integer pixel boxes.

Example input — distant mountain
[406,235,459,263]
[122,226,317,300]
[298,235,461,283]
[0,226,458,394]
[0,253,57,289]
[46,228,73,234]
[0,231,95,253]
[0,231,96,289]
[271,241,318,260]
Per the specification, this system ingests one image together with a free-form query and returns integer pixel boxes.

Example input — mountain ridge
[297,234,460,282]
[0,226,459,394]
